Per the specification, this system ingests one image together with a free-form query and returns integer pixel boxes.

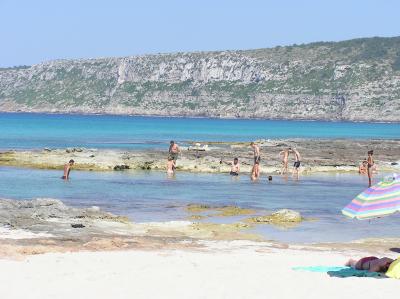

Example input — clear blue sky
[1,0,399,67]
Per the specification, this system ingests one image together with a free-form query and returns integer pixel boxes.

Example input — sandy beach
[1,243,399,299]
[0,197,399,299]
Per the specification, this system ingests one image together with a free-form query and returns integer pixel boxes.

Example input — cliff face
[1,36,400,121]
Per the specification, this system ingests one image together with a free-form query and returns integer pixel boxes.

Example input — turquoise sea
[0,113,399,243]
[0,113,399,150]
[0,166,397,243]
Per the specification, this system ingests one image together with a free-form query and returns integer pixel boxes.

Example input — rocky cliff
[1,36,400,121]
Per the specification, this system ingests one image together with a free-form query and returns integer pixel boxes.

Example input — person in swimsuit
[250,142,261,164]
[358,160,368,175]
[62,159,74,180]
[229,158,240,176]
[220,158,240,176]
[346,256,394,272]
[291,148,301,177]
[251,160,260,181]
[166,157,176,175]
[279,148,290,174]
[168,141,180,167]
[367,150,374,187]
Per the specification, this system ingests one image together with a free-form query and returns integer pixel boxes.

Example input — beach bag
[386,257,400,279]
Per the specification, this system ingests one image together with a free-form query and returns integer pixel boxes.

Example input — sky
[0,0,399,67]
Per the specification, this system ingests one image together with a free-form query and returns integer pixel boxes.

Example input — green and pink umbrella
[342,174,400,220]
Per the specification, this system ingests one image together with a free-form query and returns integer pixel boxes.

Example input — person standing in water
[367,150,374,187]
[250,142,261,180]
[168,140,180,168]
[62,159,74,180]
[251,160,260,181]
[230,157,240,176]
[220,157,240,176]
[250,142,261,164]
[291,148,301,177]
[279,148,290,174]
[166,157,176,175]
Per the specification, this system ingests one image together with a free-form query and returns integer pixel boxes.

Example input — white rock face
[114,53,264,84]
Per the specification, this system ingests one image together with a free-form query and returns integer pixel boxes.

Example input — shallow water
[1,113,399,150]
[0,166,398,243]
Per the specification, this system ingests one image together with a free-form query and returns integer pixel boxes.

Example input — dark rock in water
[71,223,85,228]
[89,154,95,158]
[141,161,153,170]
[43,148,51,152]
[391,162,398,165]
[113,164,130,171]
[66,147,83,153]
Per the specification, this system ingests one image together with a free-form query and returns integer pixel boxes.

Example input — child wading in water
[251,160,260,180]
[62,159,74,180]
[166,157,176,175]
[279,148,290,175]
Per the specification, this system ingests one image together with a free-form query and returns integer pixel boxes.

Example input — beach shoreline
[1,197,399,298]
[1,197,399,259]
[0,236,399,299]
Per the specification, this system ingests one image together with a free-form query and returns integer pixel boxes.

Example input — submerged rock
[247,209,303,227]
[187,215,207,221]
[215,206,255,217]
[186,204,255,217]
[186,204,212,213]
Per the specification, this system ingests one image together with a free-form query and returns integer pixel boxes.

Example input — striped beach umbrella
[342,174,400,220]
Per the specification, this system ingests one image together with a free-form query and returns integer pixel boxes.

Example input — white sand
[0,227,53,239]
[0,243,398,299]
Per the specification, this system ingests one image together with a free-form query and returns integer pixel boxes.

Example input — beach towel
[292,266,385,278]
[386,258,400,279]
[327,268,385,278]
[292,266,348,273]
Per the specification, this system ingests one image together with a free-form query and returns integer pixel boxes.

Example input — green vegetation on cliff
[1,36,399,121]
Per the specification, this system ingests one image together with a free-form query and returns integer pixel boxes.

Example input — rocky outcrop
[247,209,304,228]
[1,36,400,121]
[0,139,399,174]
[249,209,303,224]
[0,198,130,233]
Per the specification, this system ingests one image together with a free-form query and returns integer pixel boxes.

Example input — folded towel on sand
[292,266,386,278]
